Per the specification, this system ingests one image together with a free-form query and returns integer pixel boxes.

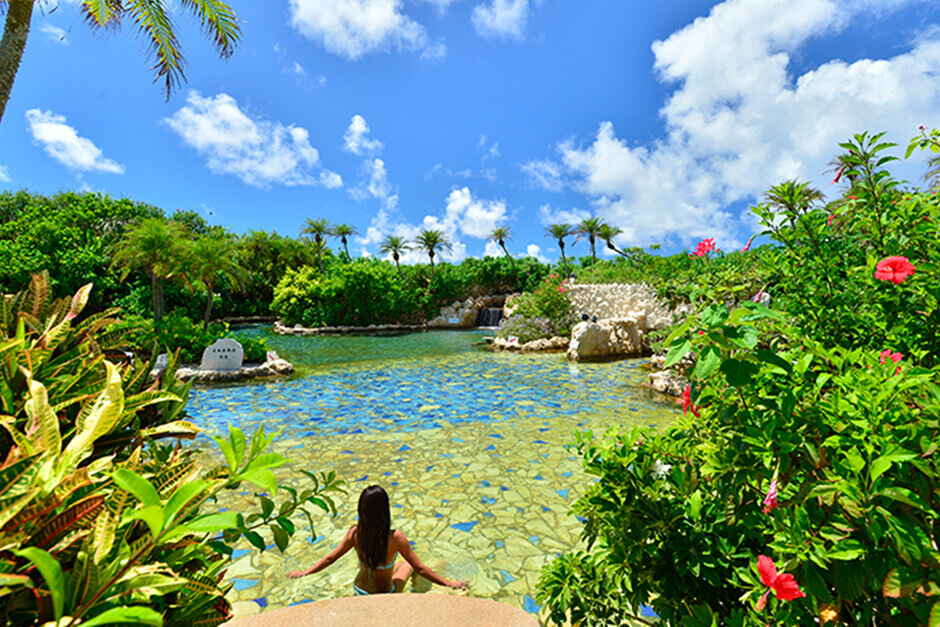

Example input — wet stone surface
[186,329,678,616]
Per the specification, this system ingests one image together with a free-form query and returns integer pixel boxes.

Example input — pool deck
[225,594,539,626]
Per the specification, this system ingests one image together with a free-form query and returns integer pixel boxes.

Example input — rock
[175,358,294,382]
[567,316,646,361]
[492,336,568,352]
[200,338,244,371]
[648,369,687,397]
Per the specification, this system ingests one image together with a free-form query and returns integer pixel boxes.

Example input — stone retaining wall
[565,282,684,329]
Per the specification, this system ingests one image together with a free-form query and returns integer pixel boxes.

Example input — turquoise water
[190,328,678,617]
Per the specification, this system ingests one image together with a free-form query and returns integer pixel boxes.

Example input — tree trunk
[559,240,568,278]
[590,236,596,264]
[152,274,165,324]
[428,251,435,276]
[203,286,214,331]
[342,236,350,260]
[0,0,35,128]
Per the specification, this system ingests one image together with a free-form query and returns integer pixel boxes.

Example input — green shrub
[538,131,940,625]
[495,315,555,343]
[511,274,575,338]
[114,311,268,363]
[0,274,341,626]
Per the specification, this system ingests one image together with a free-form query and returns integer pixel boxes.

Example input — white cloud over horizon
[524,0,940,248]
[287,0,443,60]
[165,91,342,189]
[26,109,124,174]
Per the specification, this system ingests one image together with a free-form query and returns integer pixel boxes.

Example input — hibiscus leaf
[664,338,691,369]
[882,567,921,598]
[720,358,759,387]
[693,346,721,380]
[877,487,929,512]
[700,304,728,328]
[930,601,940,627]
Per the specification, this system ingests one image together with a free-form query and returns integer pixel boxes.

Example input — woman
[287,485,469,595]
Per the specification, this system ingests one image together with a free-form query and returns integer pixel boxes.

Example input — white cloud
[287,0,435,60]
[525,243,550,264]
[350,158,397,205]
[343,115,384,155]
[40,23,68,44]
[535,0,940,247]
[484,240,503,257]
[290,61,306,76]
[537,203,589,227]
[0,166,10,182]
[165,91,342,188]
[26,109,124,174]
[439,187,507,238]
[472,0,539,40]
[415,0,461,14]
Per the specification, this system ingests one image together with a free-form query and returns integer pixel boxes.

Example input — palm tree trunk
[559,240,568,278]
[0,0,34,127]
[590,236,596,264]
[152,274,165,324]
[203,287,215,331]
[342,237,350,260]
[428,251,435,277]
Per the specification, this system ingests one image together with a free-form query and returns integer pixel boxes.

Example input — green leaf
[688,490,702,521]
[78,606,163,626]
[700,304,729,328]
[877,487,929,511]
[883,567,921,598]
[271,524,289,552]
[13,547,64,620]
[230,425,247,472]
[243,529,266,551]
[244,452,287,473]
[113,469,161,508]
[184,510,239,533]
[755,350,792,375]
[826,539,864,561]
[276,516,296,535]
[930,601,940,627]
[720,358,759,388]
[164,479,206,525]
[211,435,236,473]
[664,338,691,368]
[259,496,274,519]
[129,505,165,538]
[722,325,759,350]
[240,468,278,497]
[692,346,721,380]
[0,573,29,586]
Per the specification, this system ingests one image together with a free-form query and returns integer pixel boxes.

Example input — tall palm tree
[330,223,358,260]
[545,223,573,277]
[575,217,605,264]
[598,223,627,257]
[379,235,410,278]
[302,218,330,274]
[413,229,452,277]
[487,226,516,269]
[112,217,185,323]
[187,232,248,329]
[0,0,240,127]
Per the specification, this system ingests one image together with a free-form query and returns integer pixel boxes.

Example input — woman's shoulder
[389,528,409,546]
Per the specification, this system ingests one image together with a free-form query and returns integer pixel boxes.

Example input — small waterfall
[476,308,504,327]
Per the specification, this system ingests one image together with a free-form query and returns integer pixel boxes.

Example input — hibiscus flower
[756,555,806,610]
[762,474,778,514]
[676,385,701,418]
[690,238,717,258]
[874,256,916,284]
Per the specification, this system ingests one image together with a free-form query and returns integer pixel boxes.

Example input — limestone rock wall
[565,282,685,330]
[428,294,512,328]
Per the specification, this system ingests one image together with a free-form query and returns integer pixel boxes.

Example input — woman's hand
[287,569,308,579]
[449,580,469,590]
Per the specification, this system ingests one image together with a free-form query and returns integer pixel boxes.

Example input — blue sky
[2,0,939,263]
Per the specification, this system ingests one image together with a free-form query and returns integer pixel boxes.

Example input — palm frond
[179,0,240,59]
[126,0,185,100]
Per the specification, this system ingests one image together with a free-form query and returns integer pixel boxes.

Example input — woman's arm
[393,530,468,590]
[287,527,356,579]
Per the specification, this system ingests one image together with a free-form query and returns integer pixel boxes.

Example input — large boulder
[567,315,647,361]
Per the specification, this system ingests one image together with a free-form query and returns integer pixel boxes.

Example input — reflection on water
[190,328,678,617]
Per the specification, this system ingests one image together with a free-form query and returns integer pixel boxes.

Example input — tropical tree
[764,180,824,226]
[330,223,358,260]
[187,232,248,329]
[575,217,605,264]
[112,217,185,323]
[413,229,451,277]
[487,226,516,269]
[598,223,627,257]
[545,223,573,278]
[0,0,240,127]
[379,235,410,278]
[302,218,330,274]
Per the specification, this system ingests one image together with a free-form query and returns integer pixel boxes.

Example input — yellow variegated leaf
[62,362,124,472]
[24,377,61,458]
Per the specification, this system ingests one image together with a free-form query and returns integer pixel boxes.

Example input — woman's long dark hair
[356,485,391,569]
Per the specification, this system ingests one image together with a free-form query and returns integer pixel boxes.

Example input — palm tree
[0,0,240,127]
[379,235,410,278]
[545,223,573,277]
[598,223,628,257]
[413,229,452,276]
[487,226,516,269]
[330,223,358,260]
[187,232,248,329]
[112,217,185,323]
[575,217,605,264]
[302,218,331,274]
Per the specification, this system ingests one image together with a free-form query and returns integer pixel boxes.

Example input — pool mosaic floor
[188,330,678,617]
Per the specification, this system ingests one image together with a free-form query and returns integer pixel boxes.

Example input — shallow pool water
[189,329,678,616]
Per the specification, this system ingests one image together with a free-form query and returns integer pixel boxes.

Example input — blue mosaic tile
[398,445,411,452]
[561,471,573,477]
[231,579,259,591]
[557,489,570,499]
[528,535,540,545]
[533,440,548,444]
[426,465,434,472]
[542,506,551,512]
[501,570,517,583]
[484,444,496,451]
[253,597,268,608]
[534,475,543,480]
[524,595,540,614]
[481,480,491,487]
[538,427,551,432]
[231,549,250,559]
[488,433,504,439]
[501,486,509,491]
[495,540,504,548]
[441,453,452,458]
[451,521,478,532]
[356,475,368,482]
[483,512,494,517]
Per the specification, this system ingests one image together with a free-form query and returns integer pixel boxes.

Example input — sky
[2,0,939,264]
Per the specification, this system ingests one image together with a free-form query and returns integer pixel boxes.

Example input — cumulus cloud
[525,243,550,264]
[288,0,438,60]
[0,166,10,182]
[472,0,540,40]
[40,23,68,44]
[527,0,940,247]
[344,115,384,156]
[26,109,124,174]
[165,91,342,188]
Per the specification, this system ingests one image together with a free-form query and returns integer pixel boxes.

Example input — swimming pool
[189,329,678,617]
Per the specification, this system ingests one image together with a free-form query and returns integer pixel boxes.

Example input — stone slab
[200,338,244,371]
[224,595,538,627]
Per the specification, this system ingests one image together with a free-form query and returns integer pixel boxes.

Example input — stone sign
[200,338,244,371]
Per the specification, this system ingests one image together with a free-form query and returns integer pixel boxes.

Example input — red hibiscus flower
[691,238,717,258]
[741,234,756,252]
[874,256,916,284]
[676,385,700,417]
[756,555,805,610]
[880,349,903,375]
[762,475,778,514]
[827,214,834,227]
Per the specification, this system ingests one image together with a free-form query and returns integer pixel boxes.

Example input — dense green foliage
[0,274,341,626]
[497,274,576,342]
[538,132,940,625]
[115,312,268,363]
